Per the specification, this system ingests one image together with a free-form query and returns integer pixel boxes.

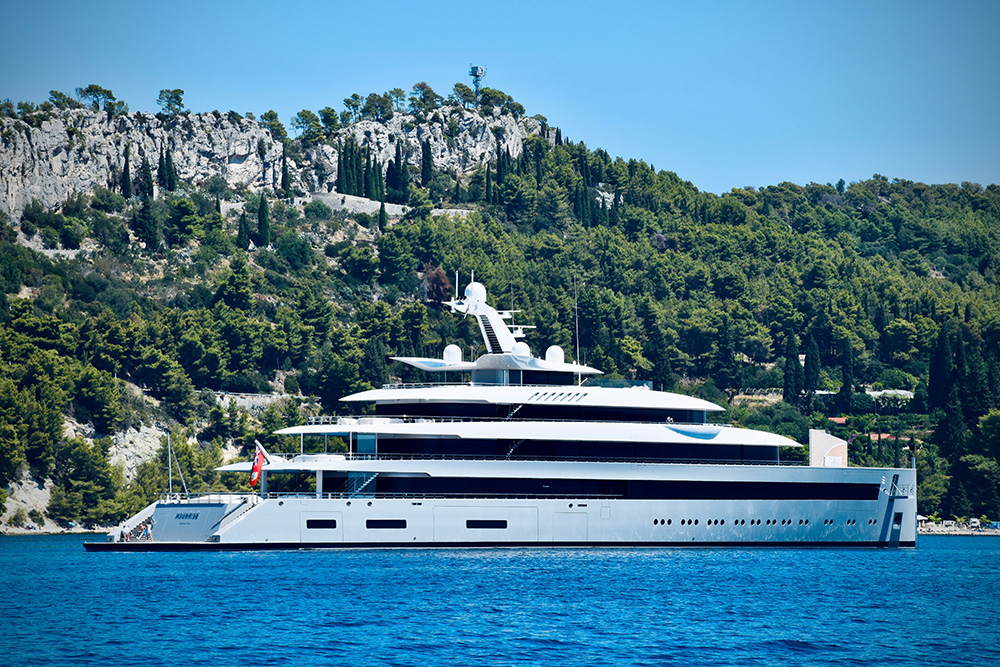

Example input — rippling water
[3,535,999,666]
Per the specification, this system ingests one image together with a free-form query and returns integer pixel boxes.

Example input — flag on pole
[250,441,266,487]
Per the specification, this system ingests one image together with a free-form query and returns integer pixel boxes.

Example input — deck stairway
[479,315,502,353]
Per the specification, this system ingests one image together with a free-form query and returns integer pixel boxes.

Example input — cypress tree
[132,195,159,248]
[237,211,251,250]
[121,144,132,198]
[716,315,740,396]
[165,148,178,190]
[453,176,462,203]
[354,142,364,195]
[257,194,270,247]
[364,148,373,199]
[378,200,387,230]
[157,146,167,188]
[336,142,345,193]
[484,163,492,203]
[783,331,803,406]
[138,156,154,198]
[280,144,291,194]
[375,159,385,202]
[804,335,821,395]
[837,336,854,412]
[397,146,409,201]
[421,140,432,187]
[928,327,954,411]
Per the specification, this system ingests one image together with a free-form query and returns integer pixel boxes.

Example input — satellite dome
[512,341,531,357]
[443,344,462,363]
[545,345,565,364]
[464,281,487,303]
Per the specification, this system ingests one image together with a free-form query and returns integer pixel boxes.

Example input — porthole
[661,519,665,524]
[681,519,686,526]
[721,519,725,526]
[694,519,699,526]
[667,519,672,526]
[804,519,809,525]
[799,519,803,525]
[653,519,659,525]
[873,519,877,525]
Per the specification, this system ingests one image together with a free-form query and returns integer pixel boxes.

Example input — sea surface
[2,534,999,667]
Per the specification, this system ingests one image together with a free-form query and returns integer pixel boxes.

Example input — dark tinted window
[305,519,338,529]
[466,520,508,529]
[366,519,406,529]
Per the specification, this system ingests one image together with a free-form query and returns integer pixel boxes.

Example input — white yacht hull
[86,465,917,550]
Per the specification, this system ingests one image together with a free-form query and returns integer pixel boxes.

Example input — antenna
[575,276,581,386]
[454,270,459,300]
[469,65,487,107]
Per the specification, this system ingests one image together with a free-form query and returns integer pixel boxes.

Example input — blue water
[3,535,999,667]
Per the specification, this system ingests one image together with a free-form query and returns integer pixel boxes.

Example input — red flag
[250,443,265,487]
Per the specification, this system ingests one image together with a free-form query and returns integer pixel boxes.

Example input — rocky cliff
[1,105,549,219]
[0,110,287,218]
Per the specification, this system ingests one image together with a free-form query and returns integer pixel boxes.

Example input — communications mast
[469,65,487,107]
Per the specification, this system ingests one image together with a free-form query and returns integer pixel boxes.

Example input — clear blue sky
[2,0,997,194]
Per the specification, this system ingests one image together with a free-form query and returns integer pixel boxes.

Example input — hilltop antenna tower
[469,64,487,107]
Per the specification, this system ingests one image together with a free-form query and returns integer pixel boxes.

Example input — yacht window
[366,519,406,529]
[466,520,507,529]
[305,519,338,529]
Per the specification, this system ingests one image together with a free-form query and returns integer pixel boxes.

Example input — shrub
[303,199,332,221]
[7,507,26,527]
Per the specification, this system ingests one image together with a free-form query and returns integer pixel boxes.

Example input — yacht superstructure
[86,281,917,551]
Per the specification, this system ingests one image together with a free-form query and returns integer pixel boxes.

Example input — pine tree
[420,140,432,187]
[257,194,270,247]
[121,144,132,198]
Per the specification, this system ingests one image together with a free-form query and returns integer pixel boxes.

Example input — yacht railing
[160,491,624,502]
[306,414,735,427]
[260,452,804,467]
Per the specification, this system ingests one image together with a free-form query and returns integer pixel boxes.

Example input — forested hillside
[2,82,1000,529]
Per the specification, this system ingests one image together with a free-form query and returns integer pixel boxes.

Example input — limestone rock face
[1,110,287,218]
[1,105,549,219]
[319,106,545,193]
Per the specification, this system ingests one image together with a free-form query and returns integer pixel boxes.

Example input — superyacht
[86,281,917,550]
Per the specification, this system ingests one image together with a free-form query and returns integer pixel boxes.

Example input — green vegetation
[2,83,1000,526]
